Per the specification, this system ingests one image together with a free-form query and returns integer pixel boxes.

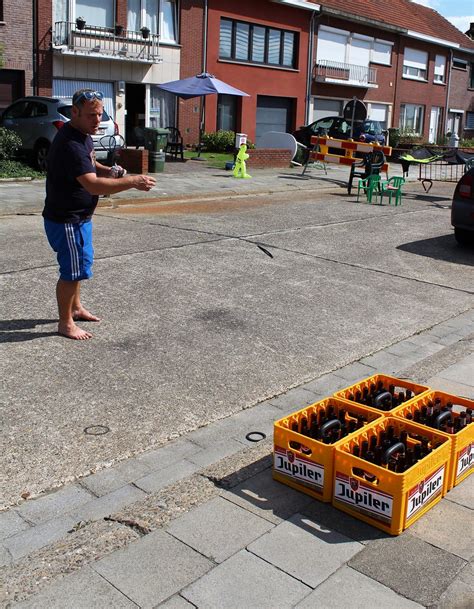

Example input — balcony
[314,60,378,88]
[52,22,161,64]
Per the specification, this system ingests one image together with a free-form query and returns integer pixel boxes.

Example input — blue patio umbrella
[157,72,250,157]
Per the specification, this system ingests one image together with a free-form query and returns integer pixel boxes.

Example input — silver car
[451,165,474,246]
[0,96,118,171]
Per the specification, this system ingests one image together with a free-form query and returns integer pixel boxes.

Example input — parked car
[451,165,474,246]
[293,116,386,149]
[0,96,119,171]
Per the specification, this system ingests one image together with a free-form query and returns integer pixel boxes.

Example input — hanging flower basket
[140,26,150,40]
[76,17,86,31]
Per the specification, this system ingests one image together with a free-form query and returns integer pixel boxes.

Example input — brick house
[0,0,35,112]
[34,0,181,143]
[310,0,474,142]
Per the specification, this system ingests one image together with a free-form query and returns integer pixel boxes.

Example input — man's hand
[130,175,156,191]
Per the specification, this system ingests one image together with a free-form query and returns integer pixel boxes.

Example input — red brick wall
[448,52,474,135]
[0,0,34,96]
[393,39,449,139]
[37,0,53,96]
[205,0,311,143]
[179,0,205,146]
[247,148,293,168]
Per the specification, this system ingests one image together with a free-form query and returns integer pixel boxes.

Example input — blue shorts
[44,218,94,281]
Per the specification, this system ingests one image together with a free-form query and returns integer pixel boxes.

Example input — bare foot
[72,307,101,322]
[58,322,93,340]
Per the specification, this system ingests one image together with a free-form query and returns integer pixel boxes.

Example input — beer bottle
[387,457,397,471]
[348,419,357,434]
[290,421,301,450]
[364,451,377,482]
[360,440,369,459]
[369,435,378,452]
[374,444,383,466]
[400,430,408,447]
[406,389,413,401]
[446,418,454,434]
[389,383,395,396]
[318,407,326,426]
[352,444,364,477]
[414,443,423,462]
[466,408,472,424]
[459,411,467,430]
[300,417,310,437]
[355,390,362,403]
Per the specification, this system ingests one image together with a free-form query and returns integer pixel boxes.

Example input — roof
[314,0,474,50]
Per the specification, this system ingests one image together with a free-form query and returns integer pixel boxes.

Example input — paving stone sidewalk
[2,309,473,608]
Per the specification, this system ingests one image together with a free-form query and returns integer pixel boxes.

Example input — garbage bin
[144,128,169,152]
[149,150,166,173]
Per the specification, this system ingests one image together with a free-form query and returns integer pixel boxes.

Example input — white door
[429,107,441,144]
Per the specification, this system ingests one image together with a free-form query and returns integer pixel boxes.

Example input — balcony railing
[314,60,377,87]
[52,22,161,63]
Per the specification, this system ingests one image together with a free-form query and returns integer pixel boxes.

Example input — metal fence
[314,60,377,86]
[52,22,160,63]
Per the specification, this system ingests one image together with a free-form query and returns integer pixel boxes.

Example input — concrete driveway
[1,178,473,509]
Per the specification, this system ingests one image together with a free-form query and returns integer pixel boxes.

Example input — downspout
[305,10,320,125]
[202,0,208,73]
[445,48,453,136]
[32,0,38,95]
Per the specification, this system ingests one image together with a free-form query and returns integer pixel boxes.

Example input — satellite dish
[343,99,367,122]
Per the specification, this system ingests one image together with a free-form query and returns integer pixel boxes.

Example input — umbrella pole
[192,96,206,161]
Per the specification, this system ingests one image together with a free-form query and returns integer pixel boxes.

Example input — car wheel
[454,228,473,247]
[35,141,50,172]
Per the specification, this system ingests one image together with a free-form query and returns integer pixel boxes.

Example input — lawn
[183,150,234,169]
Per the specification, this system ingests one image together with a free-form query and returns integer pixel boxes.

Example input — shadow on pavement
[0,318,58,343]
[210,455,389,545]
[397,235,474,266]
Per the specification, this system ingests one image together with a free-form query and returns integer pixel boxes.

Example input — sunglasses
[73,90,104,105]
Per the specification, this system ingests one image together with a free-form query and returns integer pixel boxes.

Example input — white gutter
[406,30,460,49]
[271,0,320,11]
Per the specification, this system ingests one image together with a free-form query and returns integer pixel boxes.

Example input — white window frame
[73,0,115,28]
[371,39,393,66]
[434,54,446,84]
[127,0,178,41]
[403,47,428,81]
[400,103,424,135]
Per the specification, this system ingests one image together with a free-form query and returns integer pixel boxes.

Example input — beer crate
[273,397,383,502]
[392,391,473,490]
[332,417,451,535]
[334,374,430,414]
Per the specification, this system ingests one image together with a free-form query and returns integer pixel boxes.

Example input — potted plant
[140,26,150,39]
[76,16,86,30]
[114,24,124,36]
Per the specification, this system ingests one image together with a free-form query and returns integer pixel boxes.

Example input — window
[127,0,177,41]
[316,26,393,68]
[434,55,446,83]
[400,103,424,134]
[372,40,392,65]
[3,101,29,119]
[470,63,474,89]
[217,94,237,131]
[452,57,467,70]
[368,103,389,129]
[0,1,4,21]
[27,102,48,117]
[76,0,114,28]
[403,48,428,80]
[219,18,297,69]
[466,112,474,129]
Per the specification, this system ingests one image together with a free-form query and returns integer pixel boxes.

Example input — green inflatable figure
[233,144,251,179]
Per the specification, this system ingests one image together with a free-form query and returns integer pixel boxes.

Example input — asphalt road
[1,180,473,509]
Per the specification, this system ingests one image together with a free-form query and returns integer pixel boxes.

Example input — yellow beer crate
[273,397,383,502]
[392,390,473,490]
[334,374,430,414]
[332,417,451,535]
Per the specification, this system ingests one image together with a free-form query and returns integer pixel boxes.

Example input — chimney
[465,22,474,39]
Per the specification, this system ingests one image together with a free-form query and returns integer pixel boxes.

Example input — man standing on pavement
[43,88,156,340]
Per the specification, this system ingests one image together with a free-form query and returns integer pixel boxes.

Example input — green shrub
[460,138,474,148]
[0,160,43,179]
[387,128,400,149]
[201,130,236,152]
[0,128,22,162]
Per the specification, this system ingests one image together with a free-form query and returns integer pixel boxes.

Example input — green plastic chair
[357,174,381,203]
[379,176,405,206]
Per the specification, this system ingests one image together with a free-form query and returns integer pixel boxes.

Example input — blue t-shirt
[43,123,98,223]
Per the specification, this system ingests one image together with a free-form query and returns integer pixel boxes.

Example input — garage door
[256,96,293,145]
[53,79,114,118]
[312,98,343,122]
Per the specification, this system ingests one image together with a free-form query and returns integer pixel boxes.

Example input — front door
[125,83,146,146]
[429,107,441,144]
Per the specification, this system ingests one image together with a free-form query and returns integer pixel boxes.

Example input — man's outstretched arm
[76,172,156,196]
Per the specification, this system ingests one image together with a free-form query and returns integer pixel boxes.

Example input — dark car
[293,116,385,149]
[0,96,119,171]
[451,165,474,246]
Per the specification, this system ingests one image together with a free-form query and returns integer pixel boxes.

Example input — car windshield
[362,121,382,135]
[58,105,111,122]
